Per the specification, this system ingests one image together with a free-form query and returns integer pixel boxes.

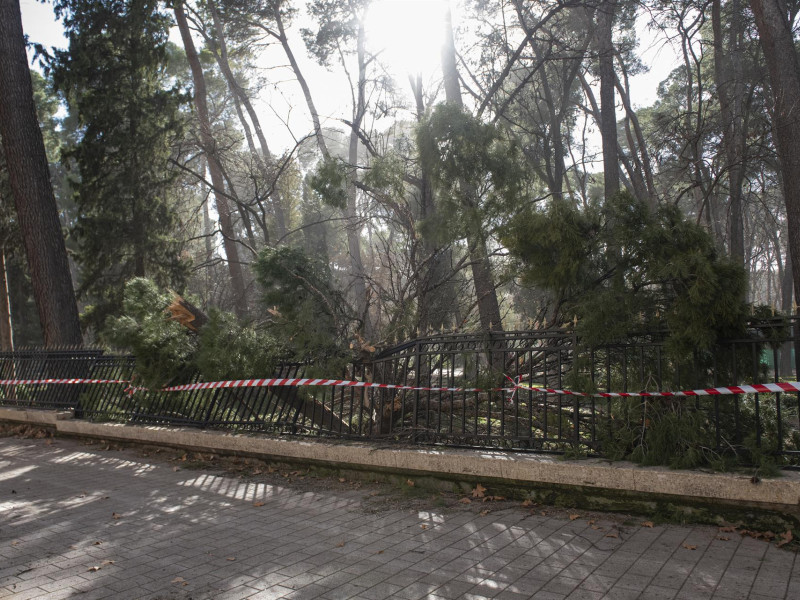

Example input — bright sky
[364,0,449,78]
[19,0,676,156]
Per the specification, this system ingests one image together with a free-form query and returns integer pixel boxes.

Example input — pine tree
[51,0,189,332]
[0,0,82,347]
[502,191,749,358]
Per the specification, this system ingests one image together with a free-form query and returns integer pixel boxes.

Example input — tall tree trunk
[273,6,330,158]
[596,0,619,200]
[345,18,373,339]
[442,9,503,333]
[0,0,82,347]
[208,0,287,241]
[175,0,247,318]
[410,75,454,333]
[615,66,657,207]
[0,248,14,351]
[750,0,800,317]
[713,0,746,263]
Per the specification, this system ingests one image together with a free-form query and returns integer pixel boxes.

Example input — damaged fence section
[1,319,799,465]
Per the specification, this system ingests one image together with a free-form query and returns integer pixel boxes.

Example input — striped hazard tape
[0,378,129,386]
[0,377,799,398]
[515,381,800,398]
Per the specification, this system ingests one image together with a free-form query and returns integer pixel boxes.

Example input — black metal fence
[1,319,798,465]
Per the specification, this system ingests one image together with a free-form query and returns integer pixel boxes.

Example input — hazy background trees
[3,0,799,359]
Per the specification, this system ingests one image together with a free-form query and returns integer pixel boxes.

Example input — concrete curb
[3,407,799,514]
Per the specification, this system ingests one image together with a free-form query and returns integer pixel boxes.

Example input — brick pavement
[0,437,797,600]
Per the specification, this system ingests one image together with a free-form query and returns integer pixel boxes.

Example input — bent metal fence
[1,318,799,464]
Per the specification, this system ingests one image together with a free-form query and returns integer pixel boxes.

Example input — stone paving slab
[0,437,796,600]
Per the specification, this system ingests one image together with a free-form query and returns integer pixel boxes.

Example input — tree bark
[207,0,287,241]
[713,0,746,264]
[345,18,373,339]
[410,75,455,333]
[0,248,14,351]
[0,0,82,347]
[750,0,800,317]
[596,0,619,200]
[273,6,330,158]
[175,0,247,318]
[442,9,503,333]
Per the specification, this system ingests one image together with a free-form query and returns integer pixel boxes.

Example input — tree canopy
[2,0,798,359]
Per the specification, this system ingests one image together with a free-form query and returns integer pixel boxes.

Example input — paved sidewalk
[0,437,797,600]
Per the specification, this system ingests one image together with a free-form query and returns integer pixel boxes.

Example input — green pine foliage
[105,278,284,388]
[51,0,189,332]
[104,278,195,388]
[254,247,353,373]
[416,103,528,238]
[308,157,348,210]
[503,190,749,358]
[193,311,282,382]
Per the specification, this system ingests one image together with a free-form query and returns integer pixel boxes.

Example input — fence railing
[1,318,798,465]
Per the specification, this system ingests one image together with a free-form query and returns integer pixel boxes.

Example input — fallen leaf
[369,491,379,497]
[569,514,580,521]
[406,480,415,487]
[376,550,384,554]
[290,471,299,476]
[682,543,697,550]
[604,532,618,538]
[338,478,346,483]
[253,501,265,507]
[717,536,730,541]
[479,510,491,517]
[267,466,276,474]
[172,467,180,472]
[540,511,548,516]
[171,576,187,586]
[336,541,345,548]
[11,540,19,546]
[180,453,187,462]
[763,531,776,540]
[101,560,115,566]
[87,566,101,572]
[521,499,533,507]
[777,530,793,548]
[587,520,596,525]
[111,512,122,520]
[719,525,737,533]
[472,484,486,498]
[226,557,236,561]
[591,525,603,530]
[420,524,428,530]
[641,521,654,528]
[459,498,472,504]
[93,541,102,546]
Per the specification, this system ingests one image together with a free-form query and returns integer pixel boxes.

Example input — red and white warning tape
[515,381,800,398]
[160,378,506,393]
[0,377,799,398]
[0,378,128,386]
